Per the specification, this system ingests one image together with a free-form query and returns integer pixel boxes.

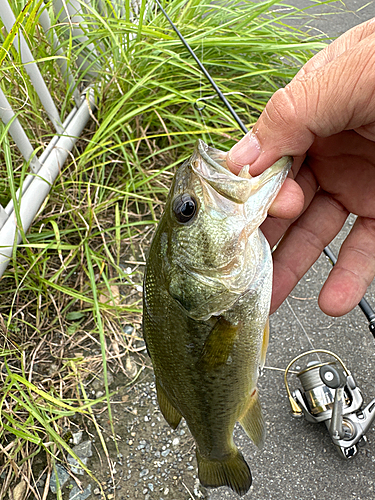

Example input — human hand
[226,18,375,317]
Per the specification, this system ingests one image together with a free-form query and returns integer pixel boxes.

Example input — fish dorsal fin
[198,317,239,369]
[196,448,252,496]
[239,389,266,448]
[155,378,182,430]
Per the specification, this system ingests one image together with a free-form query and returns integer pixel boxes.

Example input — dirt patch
[81,368,209,500]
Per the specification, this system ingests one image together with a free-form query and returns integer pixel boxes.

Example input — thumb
[226,29,375,176]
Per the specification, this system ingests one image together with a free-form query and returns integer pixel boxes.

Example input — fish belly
[143,232,272,496]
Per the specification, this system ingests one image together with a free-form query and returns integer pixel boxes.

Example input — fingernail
[228,131,261,167]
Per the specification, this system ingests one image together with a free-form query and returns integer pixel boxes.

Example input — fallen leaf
[12,480,27,500]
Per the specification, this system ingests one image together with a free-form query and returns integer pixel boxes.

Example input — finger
[270,192,349,314]
[262,164,318,247]
[227,33,375,176]
[296,18,375,78]
[318,216,375,316]
[306,132,375,216]
[267,177,304,220]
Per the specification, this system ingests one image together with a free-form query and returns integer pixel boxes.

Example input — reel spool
[285,349,375,459]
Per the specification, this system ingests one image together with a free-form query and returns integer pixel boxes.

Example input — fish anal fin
[239,389,266,448]
[155,379,182,430]
[198,316,239,369]
[260,318,269,369]
[196,448,252,497]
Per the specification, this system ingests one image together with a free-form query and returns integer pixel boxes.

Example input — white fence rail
[0,0,100,278]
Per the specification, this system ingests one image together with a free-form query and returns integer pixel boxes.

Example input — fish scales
[143,140,291,496]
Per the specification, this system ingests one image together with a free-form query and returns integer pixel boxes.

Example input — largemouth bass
[143,140,291,496]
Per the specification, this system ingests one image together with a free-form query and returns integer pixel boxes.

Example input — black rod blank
[154,0,248,134]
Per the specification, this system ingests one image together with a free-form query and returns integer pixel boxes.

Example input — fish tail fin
[239,388,266,448]
[196,448,252,496]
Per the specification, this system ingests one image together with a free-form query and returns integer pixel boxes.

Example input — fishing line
[196,37,214,146]
[286,298,320,360]
[155,1,375,335]
[154,0,248,134]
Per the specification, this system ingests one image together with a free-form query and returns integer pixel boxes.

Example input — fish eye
[172,194,197,224]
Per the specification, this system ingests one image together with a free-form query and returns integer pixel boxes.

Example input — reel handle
[320,365,347,441]
[320,365,347,390]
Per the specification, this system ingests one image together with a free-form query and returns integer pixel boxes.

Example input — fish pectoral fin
[239,389,266,448]
[155,379,182,430]
[196,448,252,497]
[198,317,239,370]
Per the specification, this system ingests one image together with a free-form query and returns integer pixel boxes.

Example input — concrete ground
[280,0,374,36]
[208,2,375,499]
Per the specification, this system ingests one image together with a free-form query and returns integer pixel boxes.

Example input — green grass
[0,0,335,497]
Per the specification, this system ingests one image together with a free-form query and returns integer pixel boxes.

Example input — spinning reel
[285,349,375,459]
[283,247,375,459]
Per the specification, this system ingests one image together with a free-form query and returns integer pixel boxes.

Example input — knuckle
[324,193,348,215]
[263,85,301,128]
[361,217,375,239]
[259,82,314,153]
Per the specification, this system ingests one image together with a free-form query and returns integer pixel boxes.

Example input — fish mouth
[192,139,292,205]
[196,139,228,171]
[191,141,253,204]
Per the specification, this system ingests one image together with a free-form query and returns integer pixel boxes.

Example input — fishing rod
[155,0,375,337]
[153,0,247,134]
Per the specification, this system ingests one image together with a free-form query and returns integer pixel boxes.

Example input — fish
[143,139,291,496]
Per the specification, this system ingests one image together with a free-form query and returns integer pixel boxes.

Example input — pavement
[208,2,375,499]
[280,0,374,36]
